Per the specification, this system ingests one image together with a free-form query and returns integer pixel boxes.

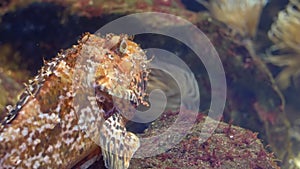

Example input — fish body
[0,33,149,169]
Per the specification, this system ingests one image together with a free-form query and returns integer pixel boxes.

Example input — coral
[267,0,300,89]
[197,0,267,38]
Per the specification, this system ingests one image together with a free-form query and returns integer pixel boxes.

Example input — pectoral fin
[100,113,140,169]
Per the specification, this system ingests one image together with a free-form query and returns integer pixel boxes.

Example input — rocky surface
[128,111,279,169]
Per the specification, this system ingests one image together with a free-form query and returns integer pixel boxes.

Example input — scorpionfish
[0,33,150,169]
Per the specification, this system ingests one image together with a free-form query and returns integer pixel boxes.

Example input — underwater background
[0,0,300,168]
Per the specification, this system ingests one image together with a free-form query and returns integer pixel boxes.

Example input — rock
[129,111,279,169]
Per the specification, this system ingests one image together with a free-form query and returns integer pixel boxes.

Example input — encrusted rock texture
[129,111,279,169]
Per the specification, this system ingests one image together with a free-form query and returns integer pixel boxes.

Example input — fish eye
[119,38,127,54]
[108,54,114,60]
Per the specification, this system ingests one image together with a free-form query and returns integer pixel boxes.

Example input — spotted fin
[100,113,140,169]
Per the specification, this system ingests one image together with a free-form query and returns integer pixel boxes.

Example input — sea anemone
[267,0,300,89]
[197,0,267,38]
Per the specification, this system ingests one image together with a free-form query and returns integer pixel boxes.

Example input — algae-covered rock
[0,0,197,19]
[0,71,23,119]
[128,111,279,169]
[0,44,29,121]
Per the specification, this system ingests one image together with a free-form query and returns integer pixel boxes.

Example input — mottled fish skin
[0,33,149,169]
